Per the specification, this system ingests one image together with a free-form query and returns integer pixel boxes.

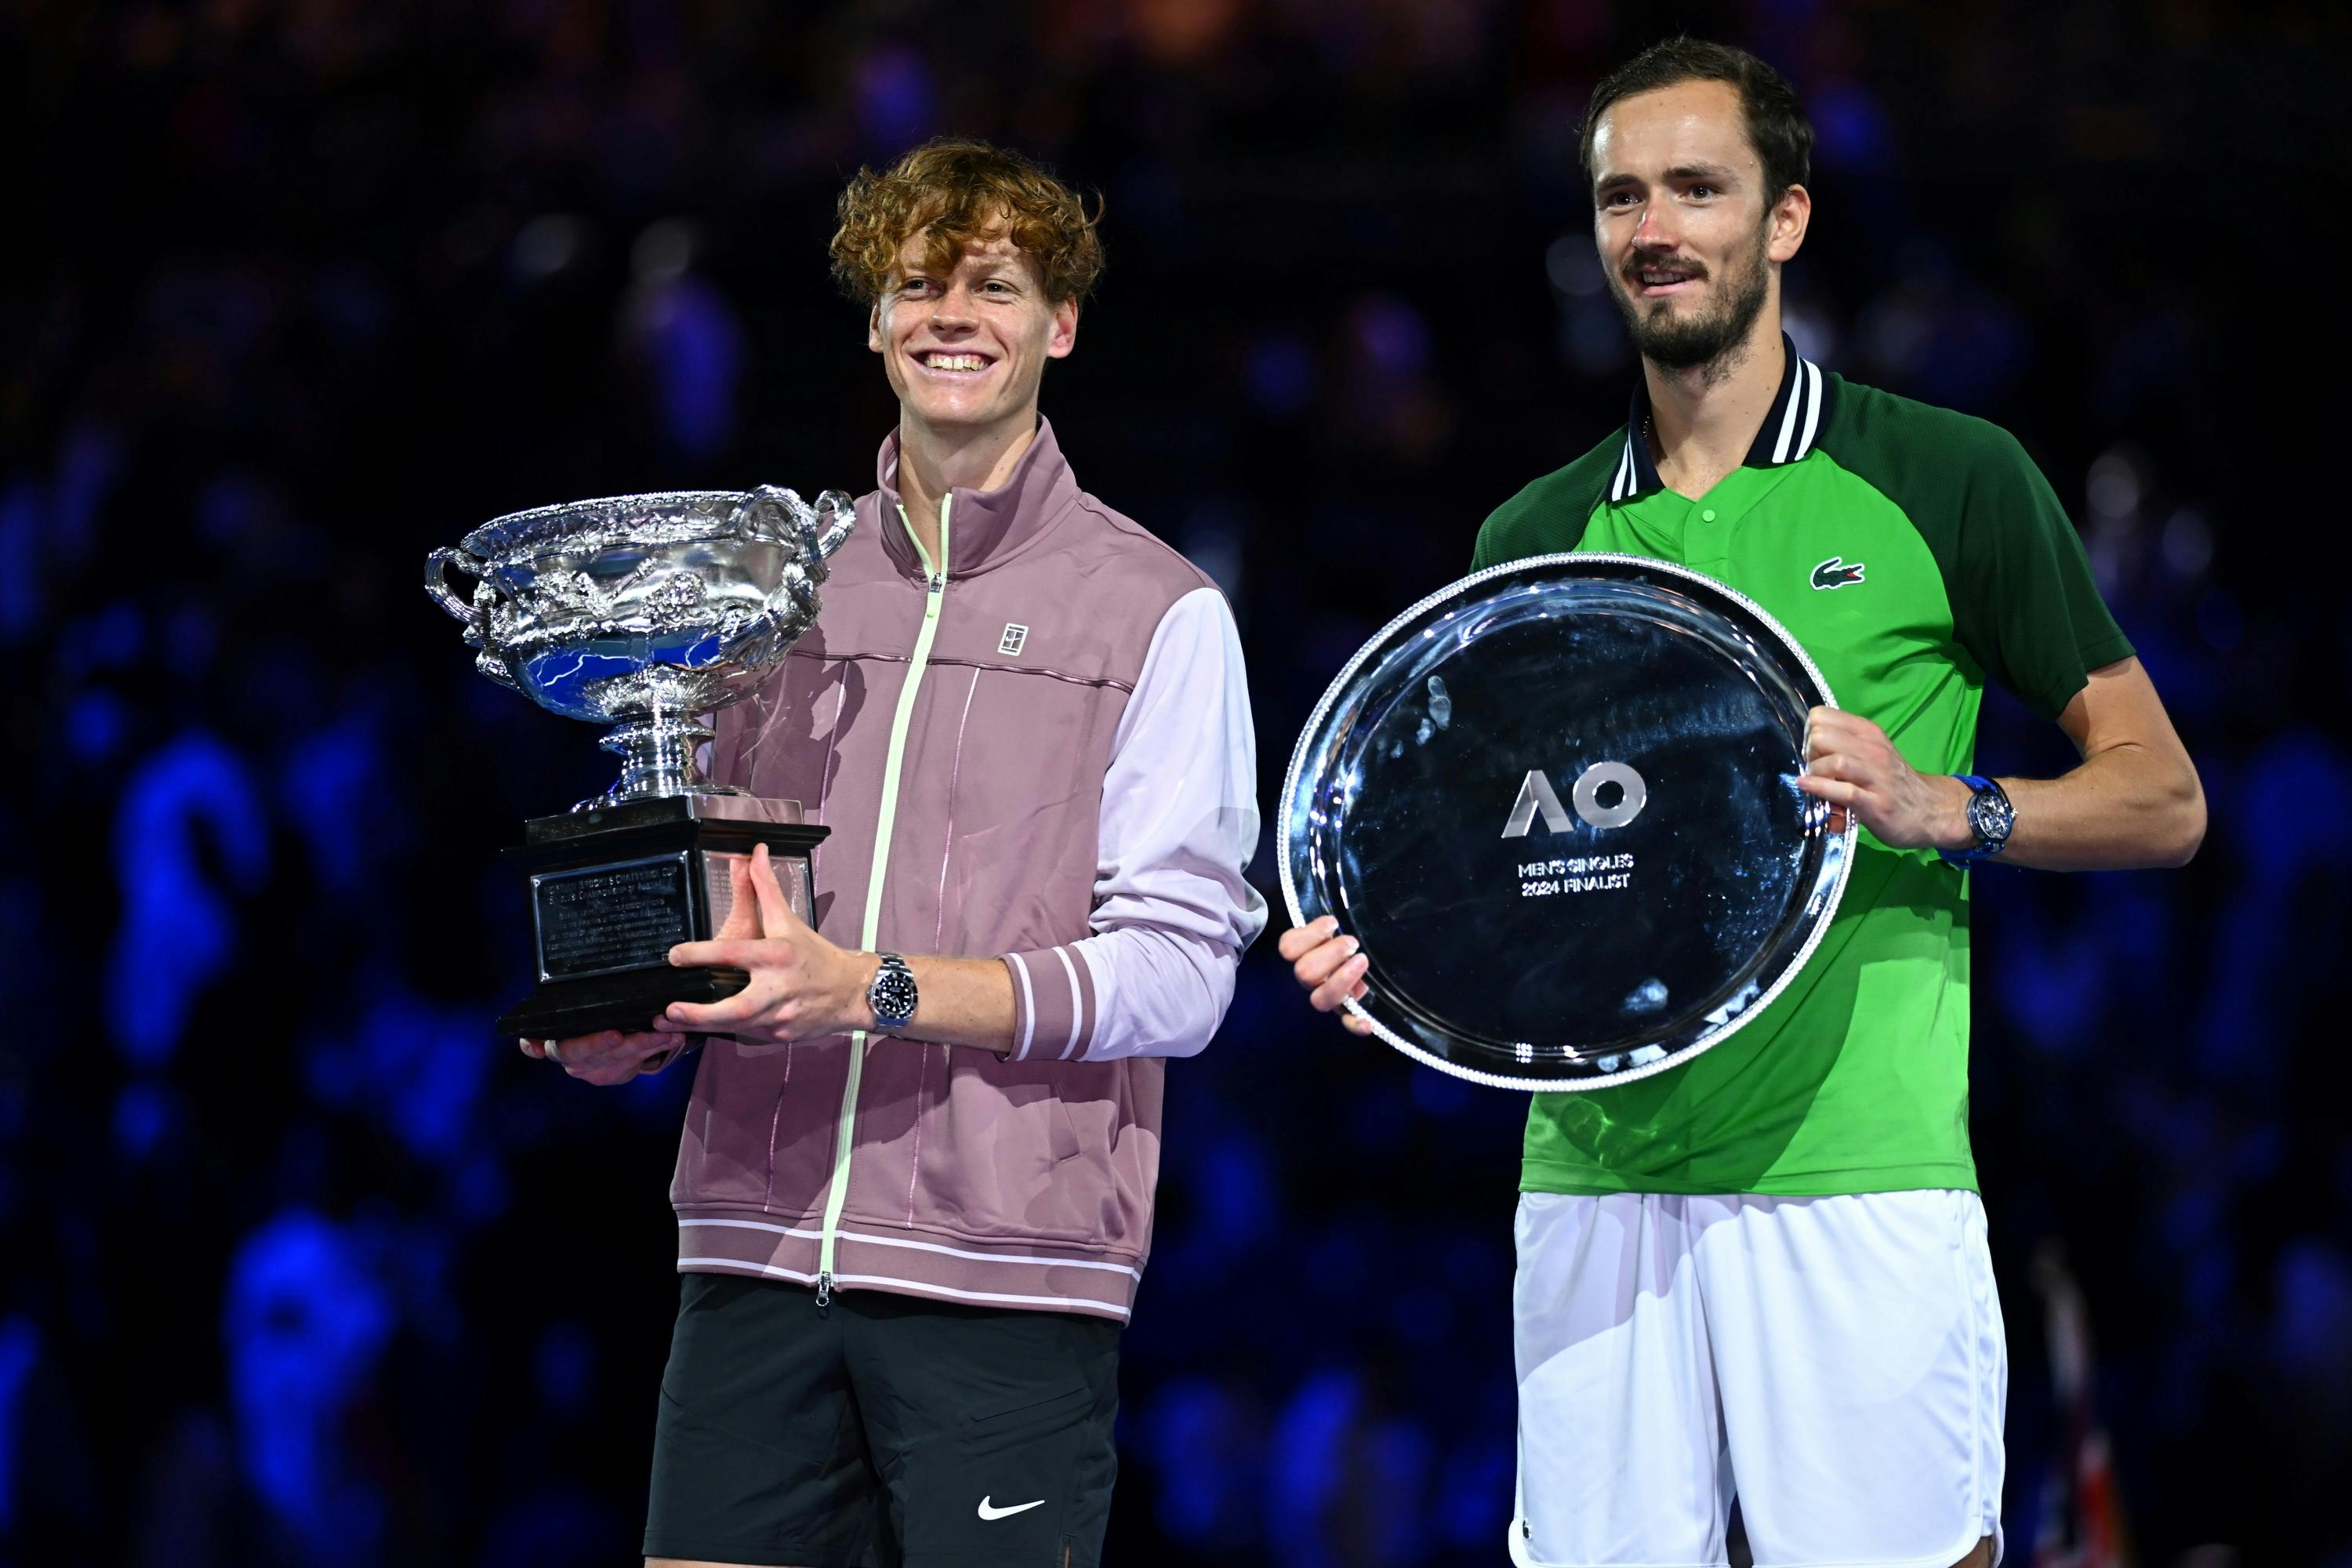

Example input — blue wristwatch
[1940,774,2014,866]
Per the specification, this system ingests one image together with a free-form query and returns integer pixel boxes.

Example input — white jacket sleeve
[1000,586,1267,1062]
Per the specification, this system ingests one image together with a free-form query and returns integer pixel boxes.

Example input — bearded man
[1282,38,2203,1568]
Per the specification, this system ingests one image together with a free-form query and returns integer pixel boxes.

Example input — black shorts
[644,1274,1120,1567]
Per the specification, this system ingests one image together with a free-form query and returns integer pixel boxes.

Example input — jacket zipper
[817,494,949,1308]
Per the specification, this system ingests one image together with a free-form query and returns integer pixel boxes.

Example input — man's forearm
[848,953,1018,1052]
[1961,742,2205,872]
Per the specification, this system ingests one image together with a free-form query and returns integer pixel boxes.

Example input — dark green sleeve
[1824,382,2133,723]
[1472,442,1615,571]
[1471,489,1540,572]
[1947,427,2135,720]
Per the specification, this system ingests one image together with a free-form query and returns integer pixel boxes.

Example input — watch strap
[1940,774,2010,866]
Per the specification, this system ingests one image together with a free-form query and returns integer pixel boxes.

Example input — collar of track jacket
[873,416,1086,579]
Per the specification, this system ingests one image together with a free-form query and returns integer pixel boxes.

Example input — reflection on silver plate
[1279,554,1857,1091]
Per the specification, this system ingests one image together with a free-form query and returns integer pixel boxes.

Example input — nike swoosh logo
[978,1496,1046,1521]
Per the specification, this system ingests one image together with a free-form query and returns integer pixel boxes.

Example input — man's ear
[1047,296,1080,361]
[866,300,884,354]
[1767,183,1811,266]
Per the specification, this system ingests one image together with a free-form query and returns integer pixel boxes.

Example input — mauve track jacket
[670,419,1266,1319]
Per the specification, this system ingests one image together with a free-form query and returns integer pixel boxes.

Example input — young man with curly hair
[530,140,1265,1567]
[1283,38,2201,1568]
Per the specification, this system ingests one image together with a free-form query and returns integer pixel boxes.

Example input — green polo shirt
[1473,339,2132,1196]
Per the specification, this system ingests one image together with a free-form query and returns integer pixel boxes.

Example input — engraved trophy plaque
[425,485,852,1040]
[1280,554,1857,1090]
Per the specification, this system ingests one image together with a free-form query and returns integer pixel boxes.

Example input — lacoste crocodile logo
[1811,556,1866,590]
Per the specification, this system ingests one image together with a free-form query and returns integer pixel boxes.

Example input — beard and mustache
[1604,218,1772,378]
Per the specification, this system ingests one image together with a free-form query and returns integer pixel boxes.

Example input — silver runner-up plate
[1279,554,1857,1091]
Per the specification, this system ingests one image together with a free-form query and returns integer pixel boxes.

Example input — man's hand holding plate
[1797,706,1973,851]
[1278,916,1374,1036]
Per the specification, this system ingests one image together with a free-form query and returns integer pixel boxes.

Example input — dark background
[5,2,2350,1563]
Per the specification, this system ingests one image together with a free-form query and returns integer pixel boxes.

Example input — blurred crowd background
[5,1,2350,1563]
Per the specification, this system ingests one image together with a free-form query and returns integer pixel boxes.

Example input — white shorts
[1509,1189,2005,1568]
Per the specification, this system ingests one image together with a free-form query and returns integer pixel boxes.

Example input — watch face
[1969,789,2014,846]
[872,963,917,1023]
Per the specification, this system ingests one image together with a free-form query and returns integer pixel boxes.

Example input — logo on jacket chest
[998,622,1029,657]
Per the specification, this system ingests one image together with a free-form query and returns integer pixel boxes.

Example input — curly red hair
[830,138,1105,307]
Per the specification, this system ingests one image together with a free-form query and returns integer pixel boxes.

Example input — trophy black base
[495,964,756,1042]
[493,793,827,1042]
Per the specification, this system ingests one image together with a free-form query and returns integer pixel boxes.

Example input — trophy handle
[730,485,809,543]
[811,490,855,561]
[773,561,821,621]
[731,485,856,575]
[425,546,485,626]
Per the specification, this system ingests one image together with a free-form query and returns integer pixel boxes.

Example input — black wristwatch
[1940,774,2014,866]
[867,952,918,1033]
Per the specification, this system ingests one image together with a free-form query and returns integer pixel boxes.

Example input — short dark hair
[1578,38,1813,204]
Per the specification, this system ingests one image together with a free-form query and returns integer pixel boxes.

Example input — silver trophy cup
[425,485,853,1040]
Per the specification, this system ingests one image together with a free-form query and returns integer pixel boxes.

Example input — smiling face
[867,226,1078,441]
[1589,78,1808,372]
